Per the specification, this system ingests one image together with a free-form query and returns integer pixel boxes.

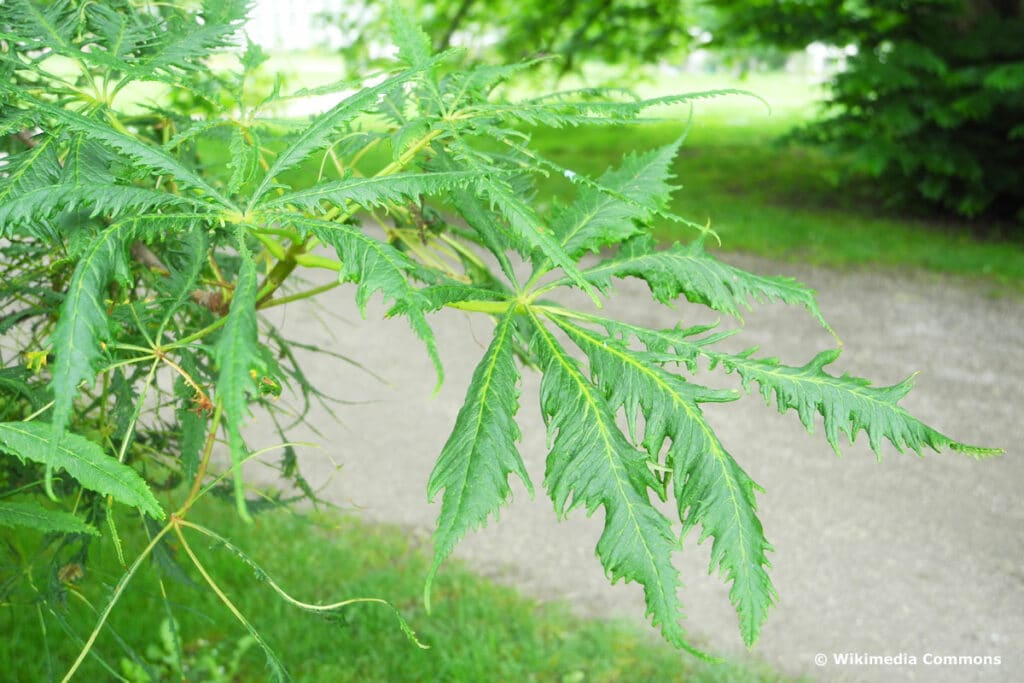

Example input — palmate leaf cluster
[0,0,999,676]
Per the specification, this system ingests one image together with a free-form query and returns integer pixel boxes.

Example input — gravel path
[247,253,1023,683]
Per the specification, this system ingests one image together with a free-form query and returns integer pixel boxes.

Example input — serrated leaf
[283,215,443,386]
[63,133,117,185]
[389,1,432,68]
[711,349,1002,459]
[0,183,209,230]
[108,212,219,240]
[75,0,248,82]
[552,315,775,647]
[0,421,163,518]
[462,159,600,304]
[2,0,76,52]
[425,312,530,606]
[214,235,266,519]
[444,61,542,110]
[250,55,448,204]
[576,311,738,373]
[176,373,208,484]
[227,125,259,196]
[473,88,765,128]
[552,138,684,258]
[581,235,831,331]
[527,311,712,659]
[259,171,475,214]
[5,91,233,209]
[155,226,209,332]
[0,367,45,410]
[413,283,511,312]
[0,500,99,536]
[0,136,62,230]
[48,225,131,451]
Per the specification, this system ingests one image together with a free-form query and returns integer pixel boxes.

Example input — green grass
[0,500,792,682]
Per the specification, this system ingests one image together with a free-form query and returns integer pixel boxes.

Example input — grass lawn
[0,500,792,682]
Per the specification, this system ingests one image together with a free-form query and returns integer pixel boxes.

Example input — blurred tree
[710,0,1024,224]
[325,0,693,74]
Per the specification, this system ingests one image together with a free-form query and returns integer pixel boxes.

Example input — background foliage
[712,0,1024,224]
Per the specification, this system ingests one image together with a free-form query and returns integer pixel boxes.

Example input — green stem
[178,401,224,518]
[258,281,341,310]
[293,253,342,271]
[255,239,310,306]
[446,299,515,314]
[115,358,160,464]
[165,316,228,348]
[252,231,287,260]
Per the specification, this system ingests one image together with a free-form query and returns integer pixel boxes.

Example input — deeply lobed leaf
[711,349,1002,458]
[527,311,712,659]
[213,233,267,519]
[6,92,235,209]
[581,234,831,331]
[249,54,450,204]
[259,171,476,214]
[0,183,211,230]
[551,137,684,258]
[47,226,131,449]
[552,315,776,648]
[425,312,531,606]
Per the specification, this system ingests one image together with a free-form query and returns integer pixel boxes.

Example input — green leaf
[0,183,209,230]
[2,0,76,53]
[63,133,117,185]
[0,421,163,518]
[108,212,220,240]
[0,136,62,233]
[48,225,130,451]
[0,500,99,536]
[551,138,684,258]
[711,349,1003,459]
[462,159,600,304]
[425,312,530,606]
[414,283,512,312]
[552,315,775,648]
[227,125,259,196]
[69,1,248,84]
[0,367,45,410]
[131,0,249,77]
[259,171,475,214]
[176,357,210,485]
[447,185,521,283]
[526,311,713,660]
[581,235,831,331]
[389,1,433,68]
[6,92,234,209]
[473,88,765,128]
[574,312,738,373]
[155,226,210,334]
[250,55,448,204]
[284,215,443,386]
[214,234,266,520]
